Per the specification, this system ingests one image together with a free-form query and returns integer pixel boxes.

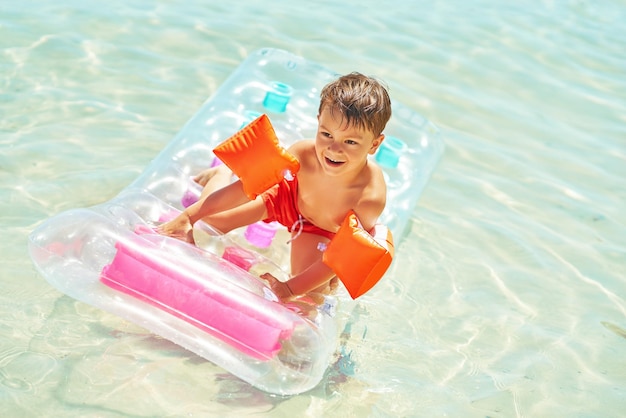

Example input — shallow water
[2,0,625,417]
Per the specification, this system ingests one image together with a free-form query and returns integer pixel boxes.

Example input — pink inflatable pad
[100,239,295,360]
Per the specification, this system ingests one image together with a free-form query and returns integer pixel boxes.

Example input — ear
[368,134,385,155]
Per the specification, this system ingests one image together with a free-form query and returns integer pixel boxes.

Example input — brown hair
[318,72,392,136]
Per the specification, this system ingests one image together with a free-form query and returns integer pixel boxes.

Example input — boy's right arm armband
[322,210,394,299]
[212,114,300,200]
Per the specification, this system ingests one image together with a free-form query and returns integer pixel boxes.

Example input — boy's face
[315,107,384,175]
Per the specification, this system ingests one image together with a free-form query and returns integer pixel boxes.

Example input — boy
[157,72,392,301]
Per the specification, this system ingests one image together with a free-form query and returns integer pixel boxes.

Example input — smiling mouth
[325,156,345,166]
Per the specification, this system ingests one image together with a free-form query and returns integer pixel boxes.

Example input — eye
[345,139,358,145]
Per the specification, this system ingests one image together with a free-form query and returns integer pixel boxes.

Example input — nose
[327,138,342,152]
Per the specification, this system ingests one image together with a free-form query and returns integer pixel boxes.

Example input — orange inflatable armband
[322,210,394,299]
[213,114,300,200]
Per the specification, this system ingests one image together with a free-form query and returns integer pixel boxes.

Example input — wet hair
[318,72,392,136]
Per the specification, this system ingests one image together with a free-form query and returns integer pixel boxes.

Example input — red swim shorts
[261,177,335,241]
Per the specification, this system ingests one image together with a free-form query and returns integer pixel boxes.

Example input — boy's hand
[260,273,294,302]
[156,213,194,244]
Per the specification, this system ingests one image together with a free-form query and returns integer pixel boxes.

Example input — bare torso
[289,140,386,233]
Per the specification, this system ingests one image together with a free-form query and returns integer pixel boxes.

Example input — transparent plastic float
[28,48,444,395]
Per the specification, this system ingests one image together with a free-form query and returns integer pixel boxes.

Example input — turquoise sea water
[2,1,625,416]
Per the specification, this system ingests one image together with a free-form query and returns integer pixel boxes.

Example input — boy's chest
[296,178,357,230]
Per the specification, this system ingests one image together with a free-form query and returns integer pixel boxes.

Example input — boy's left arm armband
[322,210,394,299]
[213,114,300,200]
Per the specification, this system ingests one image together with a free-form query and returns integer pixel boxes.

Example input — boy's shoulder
[287,140,316,161]
[288,139,314,152]
[345,161,387,230]
[363,162,387,203]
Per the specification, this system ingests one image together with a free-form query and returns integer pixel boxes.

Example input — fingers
[185,229,195,244]
[260,272,276,285]
[259,273,294,302]
[260,273,281,294]
[155,221,194,244]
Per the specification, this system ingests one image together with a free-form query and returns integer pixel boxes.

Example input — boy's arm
[157,180,249,241]
[262,259,335,301]
[352,163,387,231]
[353,197,386,233]
[285,259,335,295]
[185,180,249,224]
[322,210,394,299]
